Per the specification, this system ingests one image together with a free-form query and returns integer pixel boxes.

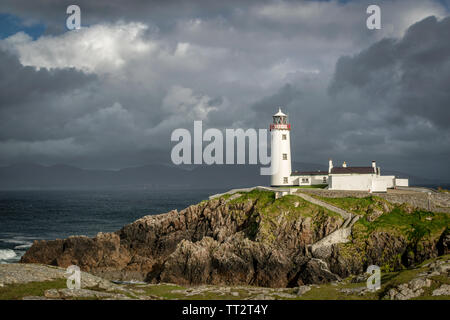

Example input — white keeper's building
[270,108,408,192]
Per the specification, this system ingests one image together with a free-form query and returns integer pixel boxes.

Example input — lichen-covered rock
[44,288,132,300]
[432,284,450,296]
[296,258,341,285]
[387,278,432,300]
[437,228,450,255]
[294,285,311,296]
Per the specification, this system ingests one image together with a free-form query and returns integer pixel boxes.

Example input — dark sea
[0,188,224,264]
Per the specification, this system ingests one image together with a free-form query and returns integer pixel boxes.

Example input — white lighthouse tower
[270,108,292,186]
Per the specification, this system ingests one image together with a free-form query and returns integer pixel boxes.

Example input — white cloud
[146,85,220,135]
[3,22,154,73]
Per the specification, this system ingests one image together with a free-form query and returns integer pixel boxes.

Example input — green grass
[299,282,376,300]
[128,283,256,300]
[356,208,449,239]
[312,195,392,216]
[219,193,233,200]
[228,189,275,206]
[263,195,339,218]
[0,279,67,300]
[130,283,186,299]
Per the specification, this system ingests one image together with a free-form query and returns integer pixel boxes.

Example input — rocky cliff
[21,190,449,288]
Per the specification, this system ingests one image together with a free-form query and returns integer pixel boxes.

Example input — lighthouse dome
[274,108,286,117]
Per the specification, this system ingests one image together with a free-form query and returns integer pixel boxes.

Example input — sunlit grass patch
[0,279,67,300]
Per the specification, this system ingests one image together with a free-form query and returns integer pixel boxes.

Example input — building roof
[273,108,286,117]
[291,170,329,176]
[330,167,375,174]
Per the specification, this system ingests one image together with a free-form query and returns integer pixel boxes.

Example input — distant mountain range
[0,162,447,190]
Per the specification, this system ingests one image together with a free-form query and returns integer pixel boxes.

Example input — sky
[0,0,449,180]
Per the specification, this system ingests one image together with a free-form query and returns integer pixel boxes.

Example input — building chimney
[328,159,333,173]
[342,161,347,168]
[372,160,376,173]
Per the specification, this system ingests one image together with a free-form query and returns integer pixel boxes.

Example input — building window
[301,178,309,183]
[282,153,287,160]
[283,177,288,184]
[323,177,327,183]
[282,134,287,140]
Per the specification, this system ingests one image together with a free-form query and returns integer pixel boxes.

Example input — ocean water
[0,188,223,264]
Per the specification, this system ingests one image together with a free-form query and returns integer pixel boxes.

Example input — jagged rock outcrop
[21,195,342,287]
[437,227,450,255]
[385,257,450,300]
[21,192,448,287]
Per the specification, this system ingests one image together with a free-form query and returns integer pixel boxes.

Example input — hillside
[20,189,449,289]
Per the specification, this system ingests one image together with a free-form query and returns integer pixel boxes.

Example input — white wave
[0,237,33,245]
[0,249,17,260]
[0,238,26,244]
[0,236,35,250]
[14,243,32,249]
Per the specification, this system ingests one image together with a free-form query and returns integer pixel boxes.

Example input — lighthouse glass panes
[283,153,287,160]
[282,134,286,140]
[283,177,288,184]
[273,115,287,124]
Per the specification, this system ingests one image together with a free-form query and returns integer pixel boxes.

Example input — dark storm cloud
[251,84,302,116]
[331,16,450,129]
[0,48,95,107]
[0,46,98,144]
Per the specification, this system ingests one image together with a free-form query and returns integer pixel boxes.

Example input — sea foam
[0,249,17,261]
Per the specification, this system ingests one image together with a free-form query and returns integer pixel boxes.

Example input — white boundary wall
[395,178,409,187]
